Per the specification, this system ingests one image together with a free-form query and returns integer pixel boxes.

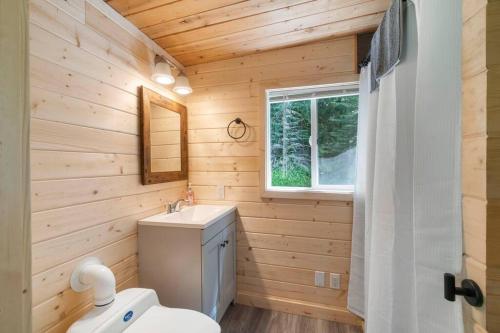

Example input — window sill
[261,188,353,202]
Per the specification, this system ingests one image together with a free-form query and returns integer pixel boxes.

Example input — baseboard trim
[236,291,363,326]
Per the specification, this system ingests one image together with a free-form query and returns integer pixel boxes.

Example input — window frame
[262,82,359,201]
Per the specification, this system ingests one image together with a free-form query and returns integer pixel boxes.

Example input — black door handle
[444,273,483,307]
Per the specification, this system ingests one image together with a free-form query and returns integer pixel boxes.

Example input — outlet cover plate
[314,271,325,287]
[330,273,341,289]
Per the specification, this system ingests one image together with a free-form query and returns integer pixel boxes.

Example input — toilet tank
[68,288,160,333]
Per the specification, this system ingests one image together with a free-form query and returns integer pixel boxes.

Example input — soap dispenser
[186,183,195,206]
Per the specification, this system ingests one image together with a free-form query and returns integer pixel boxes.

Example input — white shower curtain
[348,1,463,332]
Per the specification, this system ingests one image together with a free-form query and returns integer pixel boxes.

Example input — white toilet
[68,288,220,333]
[67,257,220,333]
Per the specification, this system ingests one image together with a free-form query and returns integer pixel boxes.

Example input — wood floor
[220,304,363,333]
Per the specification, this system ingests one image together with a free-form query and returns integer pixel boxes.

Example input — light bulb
[152,61,175,85]
[173,75,193,95]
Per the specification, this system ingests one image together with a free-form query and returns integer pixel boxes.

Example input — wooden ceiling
[105,0,390,66]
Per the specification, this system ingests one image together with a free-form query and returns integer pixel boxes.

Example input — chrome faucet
[167,199,187,213]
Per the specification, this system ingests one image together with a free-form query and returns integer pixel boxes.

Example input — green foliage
[317,95,358,159]
[270,100,311,187]
[272,167,311,187]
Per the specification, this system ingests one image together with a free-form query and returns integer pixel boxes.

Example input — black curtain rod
[358,54,371,69]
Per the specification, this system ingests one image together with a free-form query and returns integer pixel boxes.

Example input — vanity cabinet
[138,207,236,322]
[202,222,235,320]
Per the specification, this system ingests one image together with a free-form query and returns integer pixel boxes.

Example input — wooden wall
[185,37,361,325]
[462,0,500,332]
[29,1,187,332]
[0,0,31,331]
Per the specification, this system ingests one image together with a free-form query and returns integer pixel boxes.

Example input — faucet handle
[166,202,174,213]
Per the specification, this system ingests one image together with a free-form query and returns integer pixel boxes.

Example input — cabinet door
[202,232,222,320]
[219,222,236,319]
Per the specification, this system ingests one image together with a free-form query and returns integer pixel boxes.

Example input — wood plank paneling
[32,209,152,274]
[237,232,351,257]
[239,217,352,240]
[189,157,260,172]
[31,87,139,135]
[185,37,359,325]
[32,236,138,306]
[31,189,179,243]
[142,0,312,38]
[176,13,383,66]
[185,38,355,75]
[107,0,389,65]
[31,175,181,212]
[46,0,85,22]
[31,118,139,154]
[31,151,140,180]
[30,0,183,103]
[237,261,349,290]
[188,57,354,88]
[162,1,384,55]
[31,55,139,114]
[237,247,350,273]
[29,1,186,332]
[237,276,347,307]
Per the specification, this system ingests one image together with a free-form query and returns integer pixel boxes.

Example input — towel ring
[227,117,247,140]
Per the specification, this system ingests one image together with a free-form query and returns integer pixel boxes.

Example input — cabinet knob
[220,243,226,248]
[224,240,229,245]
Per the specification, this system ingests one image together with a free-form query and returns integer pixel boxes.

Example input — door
[202,232,222,320]
[219,223,236,320]
[0,0,31,331]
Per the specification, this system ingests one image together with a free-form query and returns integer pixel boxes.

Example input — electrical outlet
[330,273,341,289]
[216,185,225,200]
[314,271,325,287]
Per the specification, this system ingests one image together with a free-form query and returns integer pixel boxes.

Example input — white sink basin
[139,204,236,229]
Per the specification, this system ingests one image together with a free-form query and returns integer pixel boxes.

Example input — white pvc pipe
[79,263,116,306]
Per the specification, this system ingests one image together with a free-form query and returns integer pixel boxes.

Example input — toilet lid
[123,306,221,333]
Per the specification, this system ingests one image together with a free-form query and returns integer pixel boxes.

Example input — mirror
[140,86,187,184]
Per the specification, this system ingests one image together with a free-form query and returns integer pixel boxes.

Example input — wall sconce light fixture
[152,55,175,85]
[152,55,192,95]
[173,75,193,95]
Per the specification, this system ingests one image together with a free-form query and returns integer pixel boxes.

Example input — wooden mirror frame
[140,86,188,185]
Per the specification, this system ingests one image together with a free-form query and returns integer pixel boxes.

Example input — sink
[139,204,236,229]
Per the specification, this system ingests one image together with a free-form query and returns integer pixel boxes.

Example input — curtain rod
[358,54,371,69]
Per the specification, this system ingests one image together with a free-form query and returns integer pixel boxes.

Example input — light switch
[330,273,341,289]
[314,271,325,287]
[216,185,225,200]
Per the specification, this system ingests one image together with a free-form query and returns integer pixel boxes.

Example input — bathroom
[0,0,498,332]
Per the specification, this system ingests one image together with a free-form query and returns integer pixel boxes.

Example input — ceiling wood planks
[105,0,390,65]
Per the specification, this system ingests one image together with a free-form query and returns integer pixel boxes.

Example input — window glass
[317,95,358,185]
[266,84,358,192]
[270,100,311,187]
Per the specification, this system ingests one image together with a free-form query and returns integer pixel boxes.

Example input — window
[265,83,359,196]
